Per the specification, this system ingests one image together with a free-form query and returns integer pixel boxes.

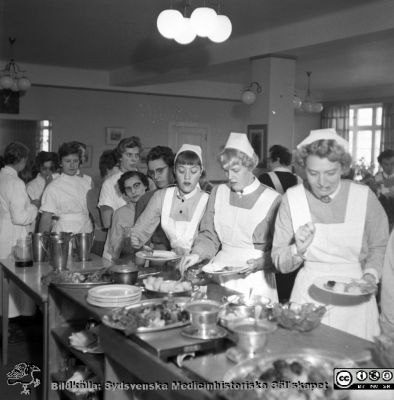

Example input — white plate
[313,275,376,296]
[88,285,141,300]
[87,293,141,303]
[86,296,141,308]
[202,263,249,276]
[135,250,181,262]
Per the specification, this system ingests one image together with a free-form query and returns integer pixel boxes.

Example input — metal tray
[101,297,191,333]
[223,348,356,399]
[43,269,112,288]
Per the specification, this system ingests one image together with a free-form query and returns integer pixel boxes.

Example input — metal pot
[184,299,221,333]
[48,232,73,270]
[232,318,277,356]
[109,264,139,285]
[74,232,94,261]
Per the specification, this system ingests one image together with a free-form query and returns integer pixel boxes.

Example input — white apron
[268,172,284,194]
[287,183,380,341]
[161,187,209,251]
[212,185,278,301]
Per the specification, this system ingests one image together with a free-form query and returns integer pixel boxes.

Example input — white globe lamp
[190,7,217,37]
[208,14,232,43]
[157,9,184,39]
[174,17,197,45]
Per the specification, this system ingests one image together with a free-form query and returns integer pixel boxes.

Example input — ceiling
[1,0,394,101]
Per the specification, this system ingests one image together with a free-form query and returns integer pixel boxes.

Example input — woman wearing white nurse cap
[272,127,388,341]
[297,128,349,151]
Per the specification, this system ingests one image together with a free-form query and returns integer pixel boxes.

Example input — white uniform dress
[133,186,209,253]
[0,166,38,317]
[40,173,93,233]
[286,183,380,340]
[192,179,281,300]
[161,187,209,251]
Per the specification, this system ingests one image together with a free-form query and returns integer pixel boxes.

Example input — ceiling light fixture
[294,71,323,113]
[241,81,262,105]
[157,1,232,45]
[0,37,31,92]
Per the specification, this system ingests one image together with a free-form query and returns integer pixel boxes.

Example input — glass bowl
[372,334,394,367]
[272,302,326,332]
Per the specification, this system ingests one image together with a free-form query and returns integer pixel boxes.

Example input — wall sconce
[241,81,262,105]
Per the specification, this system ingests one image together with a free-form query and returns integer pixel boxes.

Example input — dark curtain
[381,103,394,151]
[321,103,350,140]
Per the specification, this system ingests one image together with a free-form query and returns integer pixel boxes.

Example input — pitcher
[74,232,94,261]
[31,232,50,262]
[13,236,33,267]
[49,232,73,270]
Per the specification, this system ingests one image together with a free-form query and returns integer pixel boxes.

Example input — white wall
[293,112,321,150]
[19,86,250,183]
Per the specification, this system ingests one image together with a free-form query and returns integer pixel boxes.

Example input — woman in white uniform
[180,133,281,300]
[131,144,209,256]
[39,142,93,234]
[272,128,389,340]
[0,142,38,317]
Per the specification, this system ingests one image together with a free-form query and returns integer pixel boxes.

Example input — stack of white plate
[86,284,142,308]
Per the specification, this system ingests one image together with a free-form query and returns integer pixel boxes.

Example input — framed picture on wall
[247,124,268,168]
[106,127,125,145]
[84,145,93,168]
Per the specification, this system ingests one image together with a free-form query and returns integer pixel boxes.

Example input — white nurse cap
[224,132,255,158]
[297,128,349,151]
[175,144,203,168]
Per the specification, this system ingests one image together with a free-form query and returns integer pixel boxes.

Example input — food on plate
[104,300,189,335]
[143,276,192,293]
[42,269,111,285]
[221,353,347,400]
[272,303,326,332]
[324,279,376,294]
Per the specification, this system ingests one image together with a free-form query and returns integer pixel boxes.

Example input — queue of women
[1,128,394,342]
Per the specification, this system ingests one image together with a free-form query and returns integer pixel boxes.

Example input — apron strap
[287,185,311,232]
[268,172,284,194]
[161,186,176,231]
[184,192,209,240]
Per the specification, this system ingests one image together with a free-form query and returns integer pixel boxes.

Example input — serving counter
[1,255,380,400]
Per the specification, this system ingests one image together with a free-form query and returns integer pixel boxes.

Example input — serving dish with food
[219,294,272,328]
[143,276,193,297]
[42,268,112,288]
[272,302,326,332]
[221,349,356,400]
[314,275,377,296]
[102,297,190,335]
[135,250,181,262]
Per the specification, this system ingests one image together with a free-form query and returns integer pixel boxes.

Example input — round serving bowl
[272,302,326,332]
[184,299,221,333]
[232,318,277,356]
[108,264,139,285]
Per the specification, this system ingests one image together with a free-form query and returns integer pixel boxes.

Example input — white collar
[383,171,394,179]
[329,181,342,199]
[176,186,199,200]
[236,177,260,195]
[273,166,292,173]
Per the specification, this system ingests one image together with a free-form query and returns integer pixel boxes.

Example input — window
[38,120,52,152]
[349,104,382,175]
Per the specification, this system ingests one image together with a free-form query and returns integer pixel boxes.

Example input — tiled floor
[0,315,44,399]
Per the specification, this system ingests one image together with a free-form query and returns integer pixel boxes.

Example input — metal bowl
[184,299,221,332]
[108,264,139,285]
